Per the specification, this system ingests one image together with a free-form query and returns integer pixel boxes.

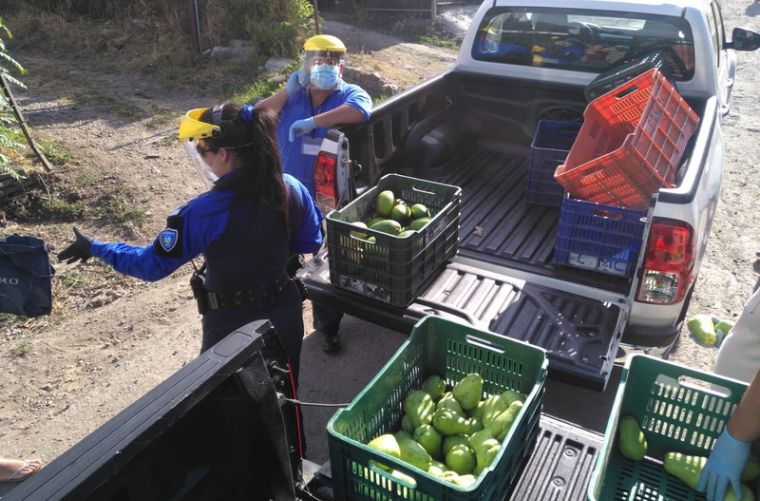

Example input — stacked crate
[527,68,699,278]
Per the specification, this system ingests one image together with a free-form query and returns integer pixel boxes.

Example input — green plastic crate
[588,354,758,501]
[327,316,548,500]
[327,173,461,307]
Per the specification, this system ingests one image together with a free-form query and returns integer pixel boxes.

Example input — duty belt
[204,277,291,311]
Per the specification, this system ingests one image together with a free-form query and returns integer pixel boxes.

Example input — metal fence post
[313,0,321,34]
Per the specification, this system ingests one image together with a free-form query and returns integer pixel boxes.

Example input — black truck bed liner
[510,414,602,501]
[3,321,302,501]
[413,261,624,389]
[303,256,624,389]
[423,147,630,294]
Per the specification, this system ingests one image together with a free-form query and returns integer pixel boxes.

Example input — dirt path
[0,54,208,464]
[323,19,456,92]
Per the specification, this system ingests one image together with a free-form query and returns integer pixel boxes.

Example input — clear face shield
[182,140,218,189]
[302,50,344,91]
[177,108,221,189]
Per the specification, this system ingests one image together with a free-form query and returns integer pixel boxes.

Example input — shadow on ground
[298,314,408,464]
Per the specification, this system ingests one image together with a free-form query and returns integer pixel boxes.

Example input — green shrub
[0,16,26,179]
[23,0,314,59]
[37,138,73,165]
[15,1,315,82]
[18,0,181,21]
[232,58,299,103]
[205,0,314,59]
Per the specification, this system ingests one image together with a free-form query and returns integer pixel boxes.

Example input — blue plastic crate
[554,196,647,277]
[526,120,582,207]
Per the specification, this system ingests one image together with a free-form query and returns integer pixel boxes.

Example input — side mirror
[730,27,760,51]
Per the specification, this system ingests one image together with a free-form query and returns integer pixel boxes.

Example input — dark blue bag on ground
[0,234,55,317]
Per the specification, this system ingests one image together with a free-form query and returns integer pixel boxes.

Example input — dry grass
[8,10,196,80]
[5,1,311,94]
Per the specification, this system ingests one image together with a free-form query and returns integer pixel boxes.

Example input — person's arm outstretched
[58,192,231,282]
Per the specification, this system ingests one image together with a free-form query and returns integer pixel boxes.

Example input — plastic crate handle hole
[410,185,438,196]
[655,374,733,399]
[613,83,641,100]
[465,334,506,355]
[369,463,418,490]
[591,209,624,220]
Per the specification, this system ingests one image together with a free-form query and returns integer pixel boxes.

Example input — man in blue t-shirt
[256,34,373,353]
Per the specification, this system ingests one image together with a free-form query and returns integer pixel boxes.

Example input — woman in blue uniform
[58,103,323,384]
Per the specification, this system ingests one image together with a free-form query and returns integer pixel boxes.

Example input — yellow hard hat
[303,34,346,53]
[177,108,220,141]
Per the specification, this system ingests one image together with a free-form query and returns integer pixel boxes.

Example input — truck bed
[306,145,629,389]
[419,147,630,294]
[508,415,602,500]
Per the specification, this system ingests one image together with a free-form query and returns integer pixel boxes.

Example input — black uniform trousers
[200,280,304,387]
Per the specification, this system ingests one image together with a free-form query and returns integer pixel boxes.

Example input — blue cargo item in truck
[527,120,582,207]
[554,196,647,278]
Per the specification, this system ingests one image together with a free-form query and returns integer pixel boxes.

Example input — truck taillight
[636,219,694,305]
[314,151,338,213]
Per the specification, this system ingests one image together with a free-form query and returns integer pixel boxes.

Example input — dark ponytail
[199,104,288,231]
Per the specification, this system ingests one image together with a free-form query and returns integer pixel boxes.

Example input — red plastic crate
[555,69,699,209]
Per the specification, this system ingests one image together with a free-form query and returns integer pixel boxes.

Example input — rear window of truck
[472,7,695,80]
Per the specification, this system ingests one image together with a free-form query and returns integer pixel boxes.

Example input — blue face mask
[309,64,341,90]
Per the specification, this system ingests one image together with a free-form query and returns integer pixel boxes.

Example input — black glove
[58,226,93,264]
[286,253,305,278]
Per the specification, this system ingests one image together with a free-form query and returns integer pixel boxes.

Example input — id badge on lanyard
[301,136,322,156]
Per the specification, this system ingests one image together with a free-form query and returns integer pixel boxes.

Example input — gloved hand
[57,226,93,264]
[289,117,316,142]
[285,70,305,96]
[697,428,751,501]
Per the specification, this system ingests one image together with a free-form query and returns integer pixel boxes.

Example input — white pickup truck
[302,0,760,389]
[7,2,760,501]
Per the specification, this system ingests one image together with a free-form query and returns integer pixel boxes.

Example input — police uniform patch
[159,229,178,252]
[154,214,184,258]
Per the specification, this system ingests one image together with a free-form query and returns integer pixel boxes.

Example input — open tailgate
[302,254,627,390]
